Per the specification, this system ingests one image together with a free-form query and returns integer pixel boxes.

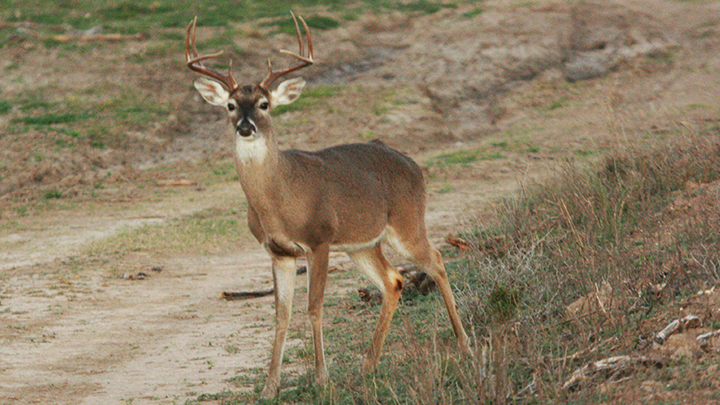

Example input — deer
[185,14,471,398]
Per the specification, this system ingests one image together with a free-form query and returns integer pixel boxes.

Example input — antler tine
[185,17,238,91]
[259,12,314,91]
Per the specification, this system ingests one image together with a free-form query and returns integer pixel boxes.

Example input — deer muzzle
[237,118,256,138]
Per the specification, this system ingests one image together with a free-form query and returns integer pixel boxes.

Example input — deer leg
[387,229,471,355]
[409,245,471,355]
[260,255,297,399]
[306,243,330,386]
[348,244,404,373]
[423,247,471,354]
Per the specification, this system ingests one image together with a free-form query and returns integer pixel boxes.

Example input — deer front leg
[260,255,297,399]
[306,243,330,386]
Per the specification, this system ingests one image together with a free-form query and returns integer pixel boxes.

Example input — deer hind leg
[260,255,297,399]
[306,243,330,386]
[386,228,471,355]
[348,244,404,373]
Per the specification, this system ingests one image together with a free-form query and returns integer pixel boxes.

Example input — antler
[185,17,239,91]
[259,12,314,91]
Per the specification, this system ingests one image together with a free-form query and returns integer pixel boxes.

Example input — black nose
[237,119,256,137]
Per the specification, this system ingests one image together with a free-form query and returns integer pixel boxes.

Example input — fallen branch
[654,315,701,345]
[222,266,351,301]
[697,329,720,343]
[222,288,274,300]
[563,355,666,391]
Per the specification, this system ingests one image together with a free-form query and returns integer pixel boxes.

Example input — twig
[563,355,666,391]
[221,267,308,300]
[222,288,274,300]
[594,282,610,317]
[551,336,617,363]
[697,329,720,343]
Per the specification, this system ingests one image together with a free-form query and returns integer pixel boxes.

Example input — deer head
[186,14,314,143]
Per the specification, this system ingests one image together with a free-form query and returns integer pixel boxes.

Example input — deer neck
[234,133,286,211]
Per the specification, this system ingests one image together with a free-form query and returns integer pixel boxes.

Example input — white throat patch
[235,135,269,164]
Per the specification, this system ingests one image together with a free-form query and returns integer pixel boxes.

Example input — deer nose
[237,119,256,137]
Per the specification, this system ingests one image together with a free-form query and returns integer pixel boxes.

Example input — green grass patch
[398,0,457,14]
[270,14,341,35]
[5,0,461,37]
[429,148,505,167]
[0,100,12,114]
[272,84,340,115]
[462,6,484,18]
[43,189,63,200]
[548,99,566,110]
[87,207,246,256]
[12,112,92,126]
[99,2,174,21]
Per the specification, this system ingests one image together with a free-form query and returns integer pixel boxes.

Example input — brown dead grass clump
[448,130,720,403]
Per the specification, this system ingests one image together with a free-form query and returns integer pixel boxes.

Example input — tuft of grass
[548,99,566,110]
[462,7,485,18]
[429,148,505,167]
[99,2,173,21]
[435,149,480,165]
[43,189,63,199]
[486,285,522,323]
[0,100,11,114]
[13,112,92,126]
[270,15,341,35]
[398,0,457,14]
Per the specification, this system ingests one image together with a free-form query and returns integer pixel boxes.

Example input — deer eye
[227,103,236,111]
[259,102,270,110]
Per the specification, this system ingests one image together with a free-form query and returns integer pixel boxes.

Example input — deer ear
[271,77,306,106]
[194,77,230,106]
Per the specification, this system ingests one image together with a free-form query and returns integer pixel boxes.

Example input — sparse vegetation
[89,207,247,258]
[429,148,505,167]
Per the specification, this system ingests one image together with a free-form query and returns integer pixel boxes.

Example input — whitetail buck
[185,14,470,398]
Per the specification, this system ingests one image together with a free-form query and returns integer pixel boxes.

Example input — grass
[272,84,340,116]
[87,207,247,257]
[5,83,173,150]
[429,148,505,167]
[0,100,12,114]
[2,0,460,35]
[12,112,92,126]
[269,15,341,35]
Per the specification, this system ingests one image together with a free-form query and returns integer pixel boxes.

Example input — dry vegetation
[1,0,720,404]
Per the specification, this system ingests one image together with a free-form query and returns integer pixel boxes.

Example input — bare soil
[1,1,720,403]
